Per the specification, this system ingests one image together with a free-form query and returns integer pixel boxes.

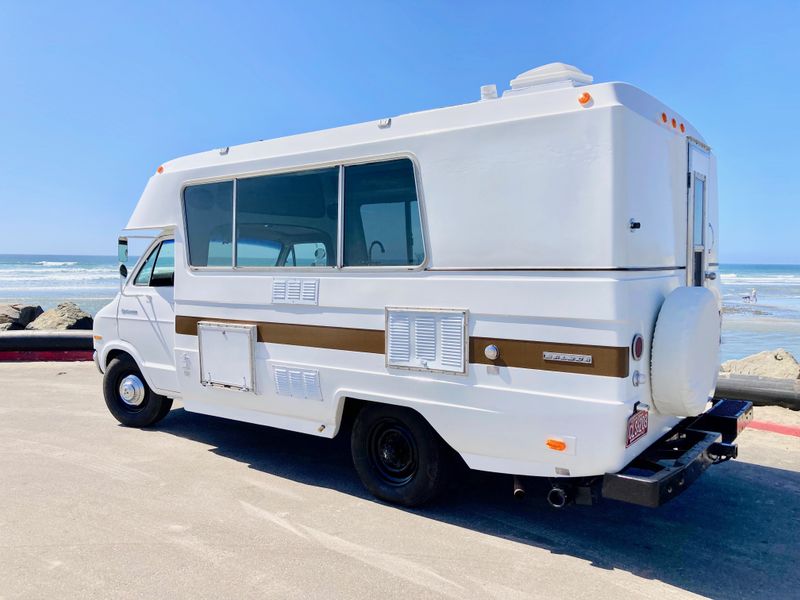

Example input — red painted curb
[0,350,93,362]
[749,420,800,438]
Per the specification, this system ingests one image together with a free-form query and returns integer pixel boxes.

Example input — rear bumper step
[601,399,753,507]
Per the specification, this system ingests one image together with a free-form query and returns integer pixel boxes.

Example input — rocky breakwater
[0,302,93,331]
[718,349,800,410]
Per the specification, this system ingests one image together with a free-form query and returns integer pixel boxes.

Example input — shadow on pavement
[155,408,800,600]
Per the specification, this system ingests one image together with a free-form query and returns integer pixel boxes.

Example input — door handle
[705,271,717,281]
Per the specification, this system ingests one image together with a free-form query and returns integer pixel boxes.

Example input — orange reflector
[680,123,685,133]
[93,335,103,341]
[578,92,592,105]
[661,112,667,123]
[157,165,164,174]
[546,439,567,451]
[671,118,677,128]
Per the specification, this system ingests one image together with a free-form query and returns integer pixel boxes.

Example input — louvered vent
[272,278,319,305]
[386,309,467,374]
[272,365,321,400]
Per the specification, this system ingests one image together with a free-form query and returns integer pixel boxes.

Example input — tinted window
[184,181,234,266]
[343,159,423,266]
[236,168,338,267]
[150,240,174,287]
[134,245,159,286]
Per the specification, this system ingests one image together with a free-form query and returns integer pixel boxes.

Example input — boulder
[26,302,93,331]
[720,349,800,380]
[0,303,44,329]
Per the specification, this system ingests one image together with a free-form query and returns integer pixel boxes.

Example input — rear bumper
[601,399,753,507]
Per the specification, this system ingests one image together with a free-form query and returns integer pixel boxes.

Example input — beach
[1,255,798,362]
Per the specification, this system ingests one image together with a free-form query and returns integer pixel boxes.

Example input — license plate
[626,410,649,447]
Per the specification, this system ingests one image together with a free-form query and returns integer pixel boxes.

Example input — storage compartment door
[197,322,256,392]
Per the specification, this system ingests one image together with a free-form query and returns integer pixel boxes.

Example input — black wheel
[351,403,449,507]
[103,356,173,428]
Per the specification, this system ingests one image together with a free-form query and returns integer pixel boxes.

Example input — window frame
[129,237,175,289]
[179,153,428,273]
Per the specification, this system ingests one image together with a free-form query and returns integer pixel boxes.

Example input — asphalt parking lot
[1,363,798,599]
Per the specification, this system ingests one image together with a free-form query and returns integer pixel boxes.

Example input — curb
[0,331,93,362]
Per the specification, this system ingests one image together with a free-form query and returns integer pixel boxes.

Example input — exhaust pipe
[513,475,526,500]
[546,486,572,508]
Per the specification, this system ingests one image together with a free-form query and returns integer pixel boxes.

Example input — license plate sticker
[626,410,649,447]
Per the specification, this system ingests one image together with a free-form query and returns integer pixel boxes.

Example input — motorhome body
[94,63,751,507]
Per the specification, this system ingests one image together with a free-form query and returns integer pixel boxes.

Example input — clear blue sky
[1,1,797,263]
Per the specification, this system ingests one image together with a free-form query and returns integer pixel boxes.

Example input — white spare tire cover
[651,287,720,417]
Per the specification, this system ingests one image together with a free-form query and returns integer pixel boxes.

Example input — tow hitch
[601,398,753,507]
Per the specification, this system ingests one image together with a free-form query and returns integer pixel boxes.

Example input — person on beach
[742,288,758,303]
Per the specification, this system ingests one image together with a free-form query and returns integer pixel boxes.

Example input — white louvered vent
[386,309,467,374]
[272,278,319,305]
[272,365,322,400]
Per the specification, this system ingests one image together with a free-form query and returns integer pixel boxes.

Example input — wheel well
[105,349,134,369]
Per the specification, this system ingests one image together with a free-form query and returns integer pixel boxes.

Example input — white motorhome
[94,63,751,508]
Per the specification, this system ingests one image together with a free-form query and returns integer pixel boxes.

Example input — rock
[720,349,800,379]
[26,302,93,331]
[0,303,44,329]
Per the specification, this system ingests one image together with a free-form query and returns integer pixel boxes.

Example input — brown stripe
[175,316,629,378]
[470,337,629,378]
[175,315,384,354]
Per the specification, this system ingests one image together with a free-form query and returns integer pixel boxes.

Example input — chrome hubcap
[118,375,145,406]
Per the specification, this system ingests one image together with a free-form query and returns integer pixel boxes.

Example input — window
[184,181,234,267]
[134,240,174,287]
[235,167,338,267]
[343,159,423,266]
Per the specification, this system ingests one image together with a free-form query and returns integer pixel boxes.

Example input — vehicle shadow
[155,408,799,600]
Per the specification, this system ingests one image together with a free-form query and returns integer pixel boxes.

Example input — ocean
[0,255,797,362]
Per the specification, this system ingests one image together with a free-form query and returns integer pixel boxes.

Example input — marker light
[631,334,644,361]
[578,92,592,105]
[546,438,567,451]
[661,112,667,123]
[157,165,164,174]
[671,118,677,128]
[680,123,686,133]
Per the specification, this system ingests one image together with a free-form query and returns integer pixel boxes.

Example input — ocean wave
[33,261,78,267]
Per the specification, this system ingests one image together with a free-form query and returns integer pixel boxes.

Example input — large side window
[343,159,423,267]
[235,167,339,267]
[184,181,234,267]
[133,240,174,287]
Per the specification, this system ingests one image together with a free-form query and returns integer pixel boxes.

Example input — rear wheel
[103,356,173,427]
[351,403,449,507]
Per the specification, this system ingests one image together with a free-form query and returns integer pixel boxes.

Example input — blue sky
[0,0,797,263]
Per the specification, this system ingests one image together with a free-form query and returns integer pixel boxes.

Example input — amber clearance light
[546,438,567,452]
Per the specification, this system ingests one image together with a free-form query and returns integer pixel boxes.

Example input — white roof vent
[505,62,593,96]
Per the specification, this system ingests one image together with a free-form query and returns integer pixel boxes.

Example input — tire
[103,356,173,427]
[351,403,449,507]
[650,286,721,417]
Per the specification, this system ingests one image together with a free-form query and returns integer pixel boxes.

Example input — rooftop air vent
[504,62,593,96]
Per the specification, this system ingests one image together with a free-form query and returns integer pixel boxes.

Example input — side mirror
[118,237,128,263]
[119,264,128,278]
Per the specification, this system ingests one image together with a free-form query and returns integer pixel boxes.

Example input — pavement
[0,362,798,600]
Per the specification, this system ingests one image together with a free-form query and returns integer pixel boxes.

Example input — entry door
[688,142,710,286]
[118,239,178,393]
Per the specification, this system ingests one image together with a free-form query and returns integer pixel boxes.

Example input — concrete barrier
[0,331,93,362]
[715,373,800,410]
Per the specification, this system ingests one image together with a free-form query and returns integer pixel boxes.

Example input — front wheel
[103,356,173,427]
[351,404,449,507]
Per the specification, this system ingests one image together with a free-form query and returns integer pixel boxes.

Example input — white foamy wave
[33,261,78,267]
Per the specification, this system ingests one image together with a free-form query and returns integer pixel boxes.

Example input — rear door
[118,238,178,393]
[687,141,711,286]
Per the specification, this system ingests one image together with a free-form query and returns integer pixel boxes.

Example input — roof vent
[505,63,593,96]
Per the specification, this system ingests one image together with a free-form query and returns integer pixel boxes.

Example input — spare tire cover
[651,286,720,417]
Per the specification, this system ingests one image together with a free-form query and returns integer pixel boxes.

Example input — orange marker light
[546,439,567,452]
[680,123,685,133]
[661,112,667,123]
[578,92,592,105]
[671,118,677,128]
[157,165,164,174]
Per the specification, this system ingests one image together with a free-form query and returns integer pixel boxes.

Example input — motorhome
[94,63,752,508]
